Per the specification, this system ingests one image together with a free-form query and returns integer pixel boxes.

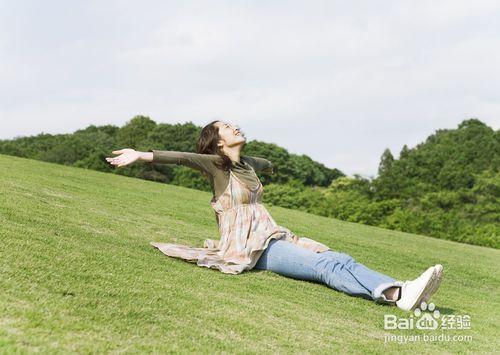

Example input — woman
[106,120,443,311]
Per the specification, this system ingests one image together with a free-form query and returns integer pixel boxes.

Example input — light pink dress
[150,166,330,274]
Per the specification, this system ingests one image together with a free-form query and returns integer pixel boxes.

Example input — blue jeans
[254,239,397,304]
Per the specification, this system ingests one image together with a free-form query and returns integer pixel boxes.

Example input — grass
[0,153,499,354]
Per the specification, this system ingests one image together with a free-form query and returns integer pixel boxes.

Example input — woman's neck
[223,147,241,164]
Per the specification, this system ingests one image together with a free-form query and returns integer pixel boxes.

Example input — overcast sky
[1,1,499,178]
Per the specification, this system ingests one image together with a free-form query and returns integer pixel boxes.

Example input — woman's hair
[196,120,234,171]
[196,120,240,226]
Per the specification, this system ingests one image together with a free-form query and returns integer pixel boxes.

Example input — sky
[1,0,499,178]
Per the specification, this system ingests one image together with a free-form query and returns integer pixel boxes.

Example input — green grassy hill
[1,154,498,353]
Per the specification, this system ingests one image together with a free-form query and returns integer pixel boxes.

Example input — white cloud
[0,0,499,177]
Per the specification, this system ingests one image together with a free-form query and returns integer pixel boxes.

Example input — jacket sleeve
[149,150,219,176]
[244,156,274,174]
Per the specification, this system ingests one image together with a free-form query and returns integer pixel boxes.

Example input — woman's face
[216,121,246,148]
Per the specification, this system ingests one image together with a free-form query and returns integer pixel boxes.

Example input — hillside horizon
[1,117,498,250]
[1,153,498,352]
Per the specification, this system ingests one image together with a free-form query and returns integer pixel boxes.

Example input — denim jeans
[254,239,397,304]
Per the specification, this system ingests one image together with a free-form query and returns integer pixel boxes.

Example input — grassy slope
[0,154,498,354]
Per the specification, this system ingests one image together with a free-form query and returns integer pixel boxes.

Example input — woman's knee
[314,251,356,273]
[339,252,356,266]
[322,250,356,263]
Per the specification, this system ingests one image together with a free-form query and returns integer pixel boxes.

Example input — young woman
[106,120,443,311]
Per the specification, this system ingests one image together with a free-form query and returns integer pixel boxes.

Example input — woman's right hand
[105,148,141,168]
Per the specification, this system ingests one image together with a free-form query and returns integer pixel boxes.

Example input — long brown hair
[196,120,234,171]
[196,120,241,226]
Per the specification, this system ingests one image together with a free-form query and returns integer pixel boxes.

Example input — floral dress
[150,166,331,274]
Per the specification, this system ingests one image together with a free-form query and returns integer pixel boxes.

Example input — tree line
[1,116,498,248]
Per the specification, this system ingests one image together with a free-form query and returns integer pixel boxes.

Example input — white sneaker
[420,264,443,305]
[396,266,437,311]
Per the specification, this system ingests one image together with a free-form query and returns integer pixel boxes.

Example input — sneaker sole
[408,269,438,311]
[420,265,443,305]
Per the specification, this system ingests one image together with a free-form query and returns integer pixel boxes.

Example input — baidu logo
[412,301,440,330]
[384,301,440,330]
[383,301,473,344]
[384,301,470,331]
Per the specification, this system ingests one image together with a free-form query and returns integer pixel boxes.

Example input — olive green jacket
[150,150,273,199]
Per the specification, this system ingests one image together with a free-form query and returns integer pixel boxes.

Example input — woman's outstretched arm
[244,155,274,174]
[106,148,219,176]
